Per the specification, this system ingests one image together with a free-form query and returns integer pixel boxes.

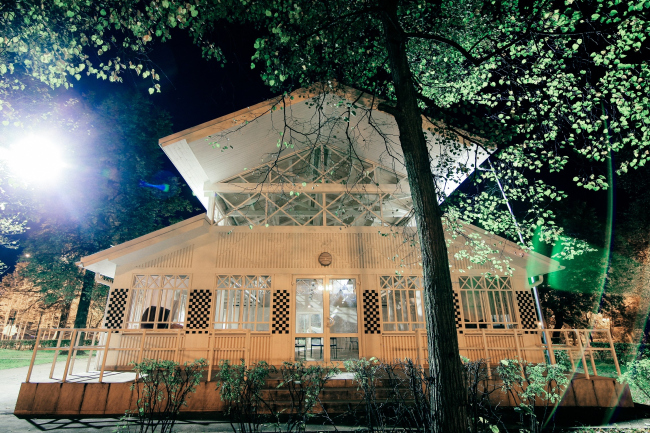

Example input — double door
[294,277,359,362]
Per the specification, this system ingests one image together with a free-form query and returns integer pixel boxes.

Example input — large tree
[3,1,650,431]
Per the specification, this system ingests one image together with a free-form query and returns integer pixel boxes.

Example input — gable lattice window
[126,275,190,329]
[209,146,413,227]
[458,276,516,329]
[213,275,272,331]
[380,275,425,331]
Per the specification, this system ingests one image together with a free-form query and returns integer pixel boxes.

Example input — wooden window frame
[125,274,191,330]
[458,276,517,330]
[212,275,272,332]
[379,275,425,332]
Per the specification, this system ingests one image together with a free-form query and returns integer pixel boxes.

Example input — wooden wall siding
[213,232,420,269]
[136,245,194,269]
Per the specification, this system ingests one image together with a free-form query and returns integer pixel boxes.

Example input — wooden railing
[380,328,621,380]
[25,327,621,384]
[24,327,271,384]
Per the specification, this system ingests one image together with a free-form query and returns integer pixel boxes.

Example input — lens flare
[0,134,66,183]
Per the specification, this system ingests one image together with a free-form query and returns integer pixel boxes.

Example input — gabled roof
[159,83,490,209]
[78,214,210,277]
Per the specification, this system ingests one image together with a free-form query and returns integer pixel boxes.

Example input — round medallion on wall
[318,252,332,267]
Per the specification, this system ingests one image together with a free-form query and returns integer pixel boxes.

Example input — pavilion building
[78,84,561,368]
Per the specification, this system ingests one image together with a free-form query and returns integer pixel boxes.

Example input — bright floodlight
[0,134,66,183]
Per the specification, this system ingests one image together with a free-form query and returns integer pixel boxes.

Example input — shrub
[118,358,206,433]
[463,358,504,433]
[496,359,569,433]
[216,360,274,433]
[618,358,650,404]
[276,360,339,433]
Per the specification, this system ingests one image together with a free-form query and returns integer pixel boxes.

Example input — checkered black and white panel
[272,290,290,334]
[516,290,538,330]
[453,291,462,331]
[363,290,381,334]
[186,289,212,334]
[104,288,129,329]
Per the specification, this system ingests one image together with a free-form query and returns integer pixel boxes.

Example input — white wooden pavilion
[76,84,572,370]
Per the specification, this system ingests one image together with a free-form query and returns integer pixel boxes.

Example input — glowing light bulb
[0,134,66,184]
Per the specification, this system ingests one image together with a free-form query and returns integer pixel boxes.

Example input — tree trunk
[73,270,95,329]
[379,1,468,431]
[58,301,72,328]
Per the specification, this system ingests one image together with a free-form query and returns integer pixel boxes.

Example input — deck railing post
[26,327,43,383]
[245,330,251,367]
[136,330,146,382]
[544,329,556,365]
[86,330,97,373]
[415,329,423,364]
[481,329,491,379]
[606,328,621,376]
[61,329,78,383]
[50,329,65,379]
[512,329,523,361]
[586,330,598,376]
[207,332,214,382]
[175,329,181,364]
[69,329,82,375]
[574,329,590,380]
[99,331,112,383]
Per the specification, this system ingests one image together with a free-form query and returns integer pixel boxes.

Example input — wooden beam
[203,182,411,195]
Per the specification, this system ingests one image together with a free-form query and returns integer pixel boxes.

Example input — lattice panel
[104,288,129,329]
[186,289,212,334]
[271,290,290,334]
[211,146,412,227]
[453,291,462,331]
[362,290,381,334]
[516,291,538,330]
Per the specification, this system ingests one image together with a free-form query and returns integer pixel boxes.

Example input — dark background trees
[13,91,198,328]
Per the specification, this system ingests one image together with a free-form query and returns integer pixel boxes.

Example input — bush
[496,359,569,433]
[216,359,339,433]
[463,358,504,433]
[618,358,650,404]
[118,358,206,433]
[216,360,274,433]
[275,360,339,433]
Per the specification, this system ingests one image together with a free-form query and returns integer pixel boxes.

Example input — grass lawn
[0,348,58,370]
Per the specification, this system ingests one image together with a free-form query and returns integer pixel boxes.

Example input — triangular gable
[160,83,490,210]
